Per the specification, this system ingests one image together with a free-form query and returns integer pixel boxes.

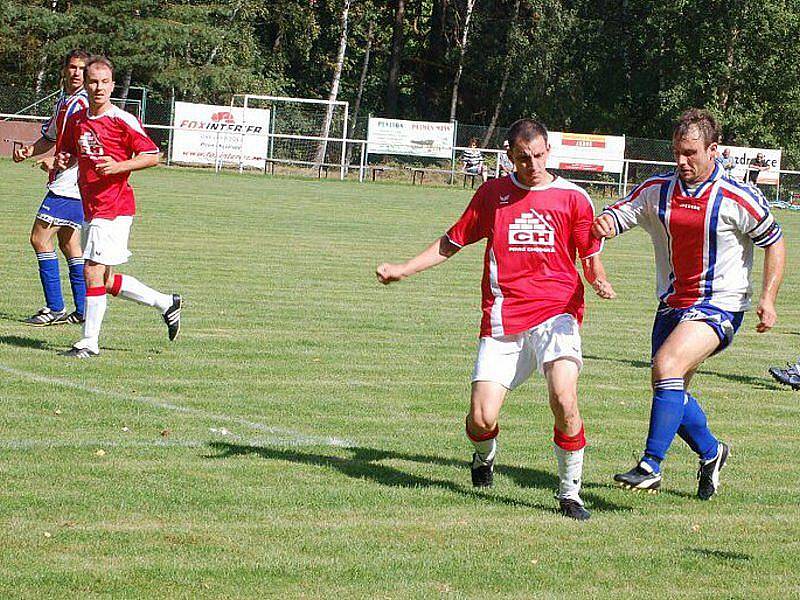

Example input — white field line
[0,364,354,448]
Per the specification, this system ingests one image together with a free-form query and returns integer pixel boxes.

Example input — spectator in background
[462,137,488,183]
[747,152,769,185]
[719,148,735,178]
[498,139,515,176]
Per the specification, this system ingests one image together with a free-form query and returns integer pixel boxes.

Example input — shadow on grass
[0,311,24,323]
[0,335,57,351]
[687,547,752,561]
[206,442,631,515]
[583,353,782,391]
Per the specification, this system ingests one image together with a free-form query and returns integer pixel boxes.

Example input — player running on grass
[12,49,89,327]
[55,55,182,358]
[592,108,786,499]
[377,118,615,520]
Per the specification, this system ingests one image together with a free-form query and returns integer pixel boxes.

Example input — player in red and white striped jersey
[593,109,786,499]
[56,56,182,358]
[12,49,89,326]
[377,119,616,520]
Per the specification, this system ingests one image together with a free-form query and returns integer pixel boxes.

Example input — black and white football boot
[24,307,67,327]
[559,498,591,521]
[61,346,99,359]
[65,310,85,325]
[769,363,800,390]
[162,294,182,341]
[697,441,729,501]
[471,453,494,488]
[614,460,662,493]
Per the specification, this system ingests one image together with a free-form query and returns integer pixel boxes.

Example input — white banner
[367,118,455,159]
[718,145,781,185]
[171,101,270,168]
[547,132,626,174]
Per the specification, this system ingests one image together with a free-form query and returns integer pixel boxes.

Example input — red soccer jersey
[61,105,159,220]
[446,174,602,337]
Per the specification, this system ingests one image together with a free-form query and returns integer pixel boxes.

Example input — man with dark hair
[55,56,182,357]
[377,118,616,520]
[593,108,786,499]
[12,49,90,326]
[747,152,769,185]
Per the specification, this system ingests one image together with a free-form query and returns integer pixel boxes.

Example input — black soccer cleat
[559,498,591,521]
[769,364,800,390]
[614,460,662,493]
[162,294,182,341]
[471,453,494,487]
[65,310,84,325]
[25,307,67,327]
[61,346,99,359]
[697,442,729,501]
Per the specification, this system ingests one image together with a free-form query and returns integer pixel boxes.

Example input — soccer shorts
[35,192,84,230]
[81,216,133,266]
[471,313,583,390]
[651,302,744,358]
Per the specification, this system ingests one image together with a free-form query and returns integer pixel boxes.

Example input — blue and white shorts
[35,192,84,230]
[651,302,745,358]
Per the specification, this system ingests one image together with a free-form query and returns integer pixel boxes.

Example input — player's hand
[591,214,616,239]
[54,152,72,170]
[95,155,124,175]
[34,156,56,173]
[592,278,616,299]
[13,144,33,163]
[376,263,406,285]
[756,299,777,333]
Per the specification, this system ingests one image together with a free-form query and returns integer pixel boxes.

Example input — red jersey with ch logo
[61,105,159,220]
[446,174,602,338]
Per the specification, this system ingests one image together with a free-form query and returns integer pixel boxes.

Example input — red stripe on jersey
[609,178,670,210]
[719,187,763,220]
[664,187,713,308]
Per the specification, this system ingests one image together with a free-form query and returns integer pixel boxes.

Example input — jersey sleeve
[60,114,78,155]
[446,187,491,247]
[119,113,159,155]
[572,192,603,259]
[40,96,61,142]
[601,180,655,234]
[731,184,783,248]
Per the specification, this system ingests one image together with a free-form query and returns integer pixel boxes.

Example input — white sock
[554,445,584,503]
[117,275,172,312]
[76,291,107,353]
[471,437,497,464]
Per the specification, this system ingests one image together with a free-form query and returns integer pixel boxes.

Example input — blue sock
[677,392,718,461]
[642,378,686,472]
[36,251,64,312]
[67,257,86,317]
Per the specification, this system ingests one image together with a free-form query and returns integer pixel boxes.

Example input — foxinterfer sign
[170,101,270,168]
[367,118,455,159]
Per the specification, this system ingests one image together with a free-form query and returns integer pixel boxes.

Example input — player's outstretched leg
[769,360,800,390]
[109,274,182,341]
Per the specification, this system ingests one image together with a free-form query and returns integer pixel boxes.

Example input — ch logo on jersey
[78,131,104,158]
[508,209,555,251]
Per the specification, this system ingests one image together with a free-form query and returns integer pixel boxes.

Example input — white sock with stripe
[75,287,107,353]
[112,274,172,312]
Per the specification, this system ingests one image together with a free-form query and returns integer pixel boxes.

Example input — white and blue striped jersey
[41,88,89,199]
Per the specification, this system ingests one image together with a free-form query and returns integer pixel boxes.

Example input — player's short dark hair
[673,108,720,148]
[62,49,89,69]
[507,118,548,147]
[84,55,115,78]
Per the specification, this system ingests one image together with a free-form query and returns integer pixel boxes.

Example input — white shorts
[471,313,583,390]
[82,216,133,266]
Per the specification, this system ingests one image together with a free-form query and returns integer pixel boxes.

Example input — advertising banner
[547,132,626,174]
[367,118,455,159]
[718,145,781,185]
[171,101,270,168]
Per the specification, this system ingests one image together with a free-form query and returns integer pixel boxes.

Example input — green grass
[1,161,799,598]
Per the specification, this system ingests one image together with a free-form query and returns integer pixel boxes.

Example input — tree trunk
[418,0,449,118]
[448,0,477,123]
[345,19,374,164]
[315,0,351,165]
[117,68,133,102]
[385,0,406,117]
[482,0,520,147]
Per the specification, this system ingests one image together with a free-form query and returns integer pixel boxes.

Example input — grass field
[1,161,799,598]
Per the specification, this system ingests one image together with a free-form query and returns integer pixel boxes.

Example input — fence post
[449,120,458,185]
[622,159,630,196]
[166,92,174,167]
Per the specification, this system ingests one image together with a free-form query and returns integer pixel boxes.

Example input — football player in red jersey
[377,119,615,520]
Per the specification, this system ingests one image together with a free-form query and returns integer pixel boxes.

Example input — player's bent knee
[467,412,497,434]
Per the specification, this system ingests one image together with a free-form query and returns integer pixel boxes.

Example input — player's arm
[12,136,56,162]
[581,254,616,299]
[591,182,653,239]
[376,236,460,284]
[94,151,159,176]
[755,236,785,333]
